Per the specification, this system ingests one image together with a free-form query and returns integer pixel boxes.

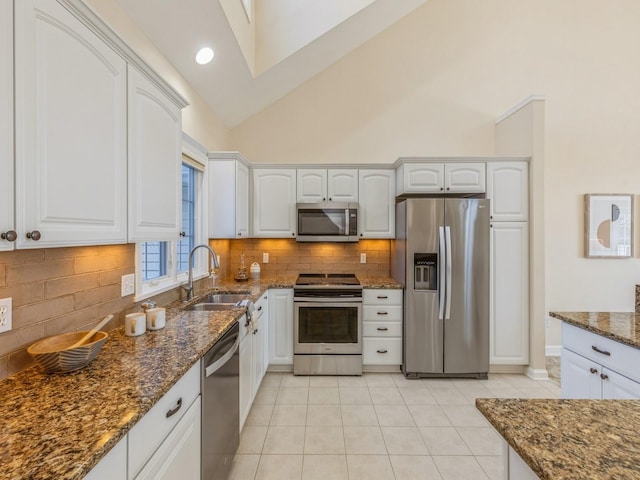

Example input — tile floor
[230,372,560,480]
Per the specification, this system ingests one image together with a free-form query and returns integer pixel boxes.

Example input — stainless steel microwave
[296,202,359,242]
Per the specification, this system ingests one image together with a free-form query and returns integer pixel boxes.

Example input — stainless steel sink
[186,303,240,312]
[198,293,250,304]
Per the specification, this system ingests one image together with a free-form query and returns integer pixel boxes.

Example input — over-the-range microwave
[296,202,359,242]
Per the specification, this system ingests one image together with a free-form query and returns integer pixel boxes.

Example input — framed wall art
[584,194,633,258]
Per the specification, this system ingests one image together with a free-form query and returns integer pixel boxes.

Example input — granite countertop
[357,275,403,289]
[0,274,399,479]
[476,398,640,480]
[549,312,640,349]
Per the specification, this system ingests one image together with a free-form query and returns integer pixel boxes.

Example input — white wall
[220,0,255,75]
[231,0,640,348]
[85,0,230,151]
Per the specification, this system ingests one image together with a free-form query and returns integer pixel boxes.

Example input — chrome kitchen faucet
[183,244,220,302]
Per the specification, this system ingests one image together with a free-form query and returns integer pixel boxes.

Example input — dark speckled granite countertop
[476,398,640,480]
[0,274,399,480]
[549,312,640,349]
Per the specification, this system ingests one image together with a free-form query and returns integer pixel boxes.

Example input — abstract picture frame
[584,194,634,258]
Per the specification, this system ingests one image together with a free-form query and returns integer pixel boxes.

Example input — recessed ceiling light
[195,47,214,65]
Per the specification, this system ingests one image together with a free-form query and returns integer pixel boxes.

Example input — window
[136,143,208,300]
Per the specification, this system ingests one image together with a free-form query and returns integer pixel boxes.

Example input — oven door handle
[294,297,362,303]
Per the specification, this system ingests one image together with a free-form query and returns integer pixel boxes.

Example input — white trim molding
[495,94,546,124]
[525,367,549,381]
[546,345,562,357]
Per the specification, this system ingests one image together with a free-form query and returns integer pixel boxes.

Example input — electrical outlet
[0,297,12,333]
[360,253,366,264]
[121,274,135,297]
[263,252,269,263]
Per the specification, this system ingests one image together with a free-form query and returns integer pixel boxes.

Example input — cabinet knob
[292,233,295,237]
[600,373,609,381]
[238,232,242,237]
[377,349,388,354]
[323,197,326,201]
[440,187,444,191]
[446,187,450,191]
[26,230,41,241]
[179,231,186,237]
[329,197,332,201]
[589,368,598,374]
[0,230,17,242]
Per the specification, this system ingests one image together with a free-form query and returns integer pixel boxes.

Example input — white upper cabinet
[14,0,128,248]
[208,154,249,238]
[127,66,182,242]
[297,169,358,203]
[396,162,486,195]
[487,162,528,221]
[0,0,14,251]
[358,169,395,239]
[252,169,297,238]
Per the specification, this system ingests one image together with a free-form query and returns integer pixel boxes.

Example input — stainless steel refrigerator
[392,198,490,378]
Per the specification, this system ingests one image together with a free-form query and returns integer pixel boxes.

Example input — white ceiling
[114,0,426,127]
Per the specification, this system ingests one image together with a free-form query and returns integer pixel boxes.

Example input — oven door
[294,301,362,355]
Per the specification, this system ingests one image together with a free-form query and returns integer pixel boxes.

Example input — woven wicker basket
[27,331,108,373]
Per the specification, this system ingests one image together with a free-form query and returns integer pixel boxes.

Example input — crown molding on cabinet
[393,156,531,168]
[58,0,189,109]
[207,151,251,168]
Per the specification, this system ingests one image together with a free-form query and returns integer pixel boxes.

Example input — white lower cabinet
[362,289,403,367]
[83,436,127,480]
[561,322,640,399]
[268,289,294,366]
[503,442,539,480]
[239,328,253,430]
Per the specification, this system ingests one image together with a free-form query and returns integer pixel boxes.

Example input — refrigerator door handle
[438,226,446,320]
[445,226,452,320]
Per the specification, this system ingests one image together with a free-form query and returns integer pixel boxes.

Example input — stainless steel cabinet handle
[600,373,609,381]
[377,349,388,354]
[377,327,388,331]
[257,306,262,311]
[589,368,598,374]
[166,398,183,418]
[377,311,388,315]
[26,230,41,241]
[0,230,17,242]
[377,295,388,299]
[592,346,611,356]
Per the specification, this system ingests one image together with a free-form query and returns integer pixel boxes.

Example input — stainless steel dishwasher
[201,321,239,479]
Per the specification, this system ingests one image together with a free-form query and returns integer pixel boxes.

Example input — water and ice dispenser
[414,253,438,291]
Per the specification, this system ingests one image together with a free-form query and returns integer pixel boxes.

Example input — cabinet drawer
[128,361,200,479]
[562,322,640,384]
[363,305,402,322]
[363,321,402,337]
[363,289,403,305]
[363,338,402,365]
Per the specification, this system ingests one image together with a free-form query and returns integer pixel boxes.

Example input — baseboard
[526,367,549,380]
[489,365,526,374]
[546,345,562,356]
[266,365,293,373]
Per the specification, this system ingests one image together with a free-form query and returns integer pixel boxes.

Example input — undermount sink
[186,303,240,312]
[199,293,251,304]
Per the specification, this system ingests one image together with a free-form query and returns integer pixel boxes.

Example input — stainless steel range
[293,273,363,375]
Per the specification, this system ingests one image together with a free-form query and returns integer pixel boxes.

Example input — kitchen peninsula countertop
[0,273,400,479]
[549,311,640,349]
[476,398,640,479]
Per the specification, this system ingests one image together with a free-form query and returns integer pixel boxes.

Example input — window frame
[134,134,209,301]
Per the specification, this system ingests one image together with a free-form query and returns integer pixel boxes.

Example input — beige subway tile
[0,355,7,379]
[46,273,100,299]
[8,349,36,377]
[6,258,74,285]
[0,249,45,265]
[0,264,5,287]
[44,246,100,260]
[45,306,100,337]
[96,296,138,322]
[74,284,121,310]
[13,296,75,329]
[0,282,45,307]
[99,244,134,257]
[99,267,135,287]
[0,322,46,357]
[74,254,129,275]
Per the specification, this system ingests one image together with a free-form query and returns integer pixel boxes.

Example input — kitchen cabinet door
[297,169,327,203]
[398,163,444,194]
[490,222,529,365]
[358,169,395,239]
[0,0,13,251]
[444,163,486,193]
[253,316,266,394]
[208,155,250,238]
[601,368,640,399]
[487,162,528,221]
[239,332,253,430]
[83,436,127,480]
[268,289,294,365]
[135,397,201,480]
[327,169,358,202]
[128,66,182,242]
[252,169,297,237]
[560,348,601,399]
[14,0,127,248]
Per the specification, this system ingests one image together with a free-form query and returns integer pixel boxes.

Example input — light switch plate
[263,252,269,263]
[121,274,135,297]
[0,297,12,333]
[360,253,366,264]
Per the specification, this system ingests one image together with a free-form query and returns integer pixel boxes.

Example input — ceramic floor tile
[341,404,379,426]
[517,388,556,399]
[364,373,396,387]
[308,386,340,404]
[254,386,279,405]
[442,405,490,427]
[431,388,471,406]
[306,404,342,426]
[432,455,490,480]
[399,387,438,405]
[475,455,503,480]
[229,454,260,480]
[337,376,367,387]
[485,387,523,399]
[301,454,348,480]
[369,386,405,405]
[281,374,311,387]
[270,404,307,426]
[457,427,502,456]
[392,374,426,388]
[419,427,472,456]
[276,386,309,405]
[339,386,372,404]
[346,454,395,480]
[304,426,345,454]
[389,455,443,480]
[374,405,415,426]
[238,426,268,454]
[408,405,453,427]
[246,403,274,426]
[262,373,284,387]
[309,376,339,387]
[262,426,306,454]
[343,426,387,454]
[381,426,429,455]
[255,454,303,480]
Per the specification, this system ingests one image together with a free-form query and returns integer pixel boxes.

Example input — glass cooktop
[295,273,361,286]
